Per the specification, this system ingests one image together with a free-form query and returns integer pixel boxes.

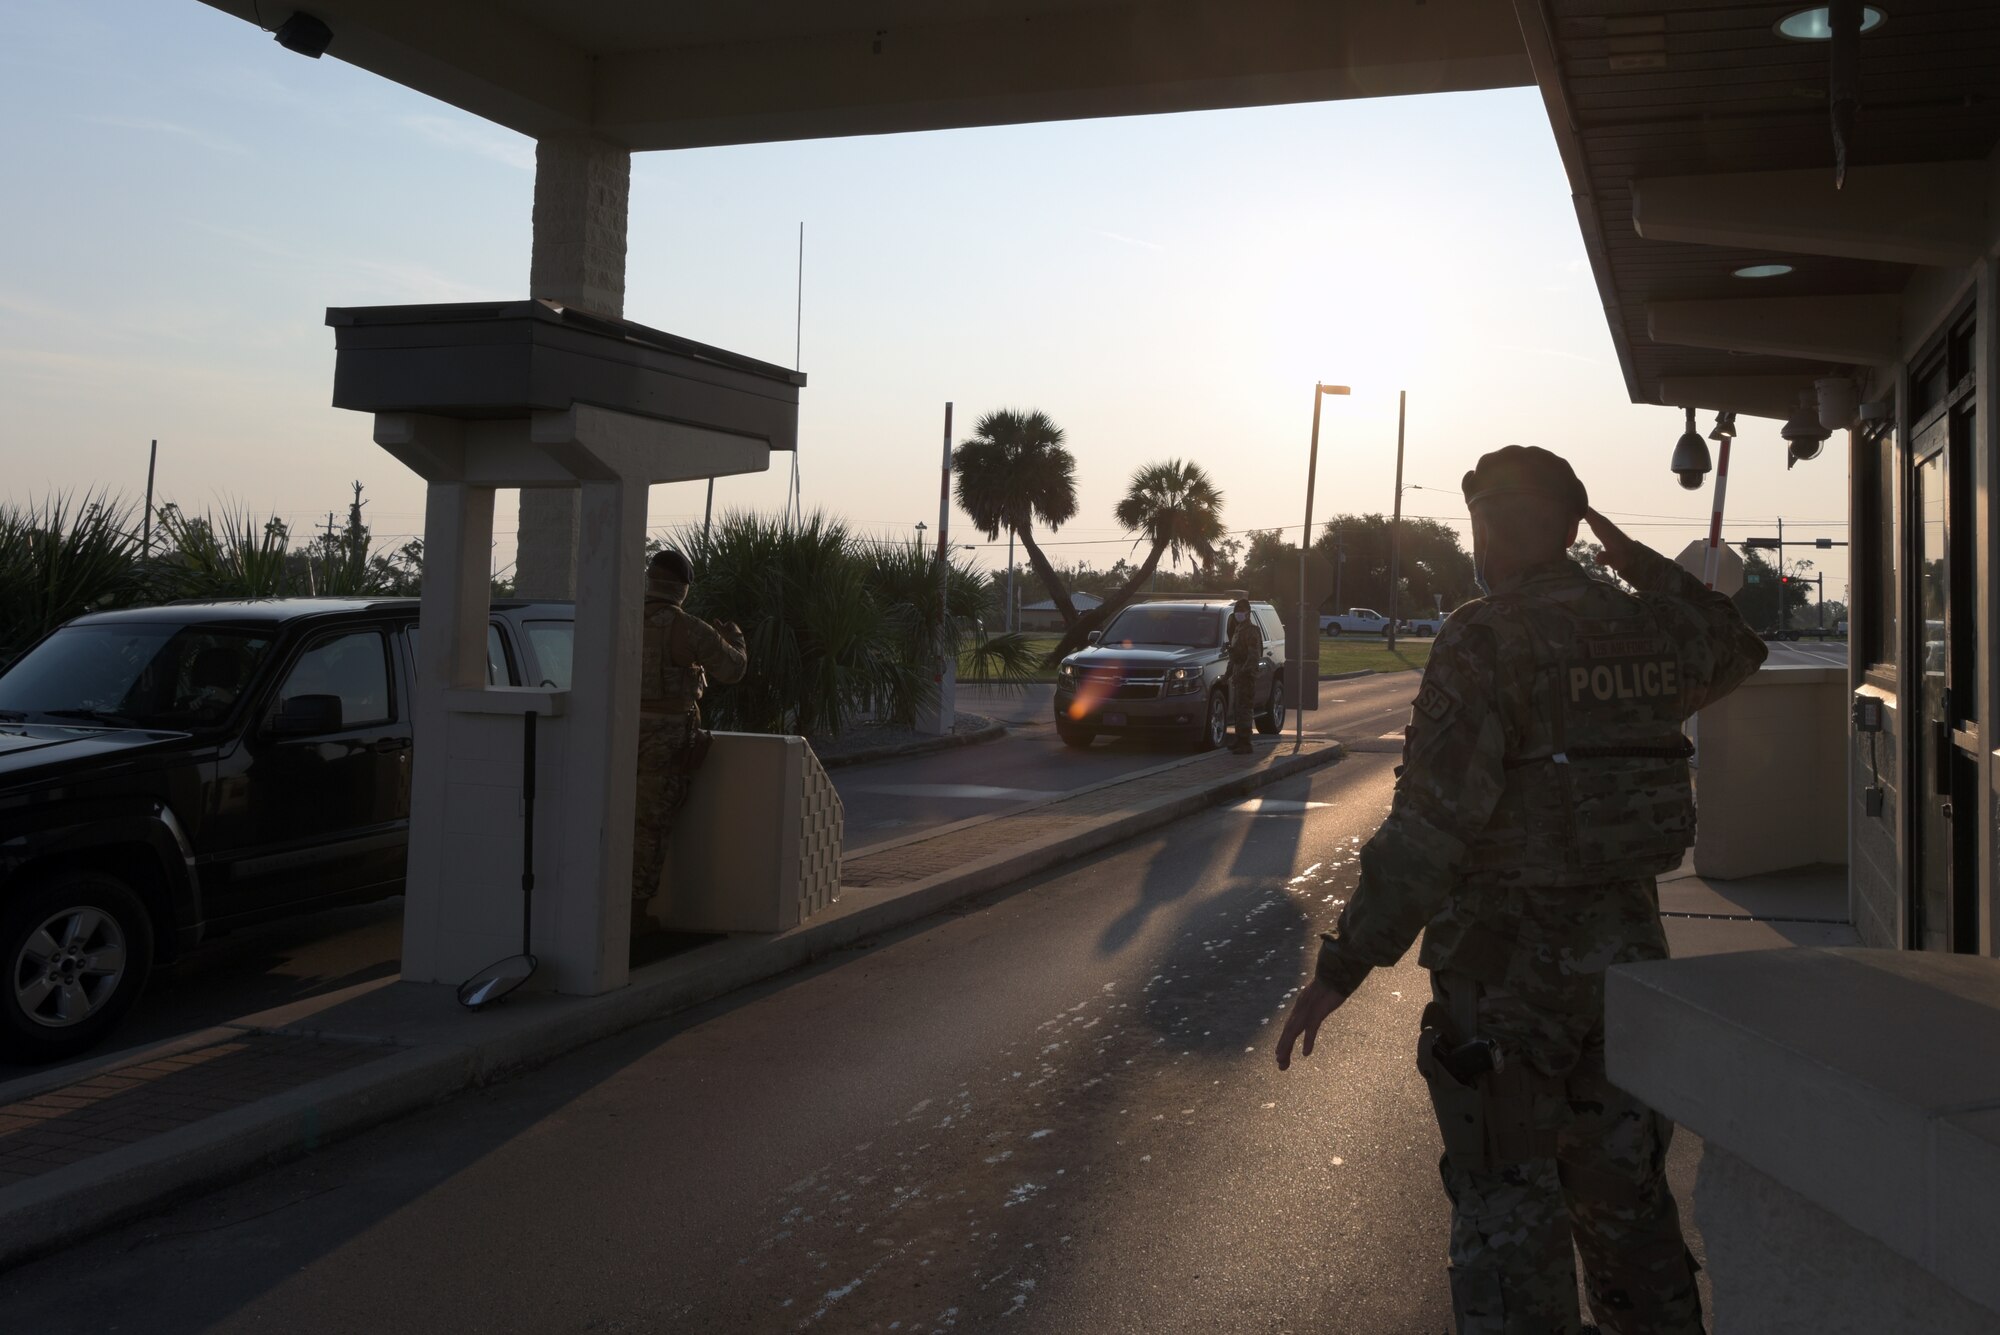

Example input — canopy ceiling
[1511,0,2000,417]
[195,1,1530,149]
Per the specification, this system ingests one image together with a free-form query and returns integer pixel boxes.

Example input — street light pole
[1386,390,1407,653]
[1298,382,1350,752]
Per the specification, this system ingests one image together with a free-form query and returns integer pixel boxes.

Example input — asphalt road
[4,750,1474,1333]
[1759,639,1847,668]
[0,676,1425,1082]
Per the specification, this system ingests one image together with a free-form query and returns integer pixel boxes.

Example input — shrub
[0,493,145,659]
[674,511,1038,736]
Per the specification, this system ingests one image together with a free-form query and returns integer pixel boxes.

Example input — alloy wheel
[13,906,128,1029]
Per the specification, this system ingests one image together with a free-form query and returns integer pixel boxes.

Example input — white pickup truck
[1318,607,1443,637]
[1319,607,1393,637]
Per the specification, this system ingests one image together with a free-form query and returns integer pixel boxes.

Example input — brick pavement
[0,1033,393,1187]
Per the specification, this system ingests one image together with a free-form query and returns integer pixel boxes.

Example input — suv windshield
[1098,606,1223,649]
[0,623,275,729]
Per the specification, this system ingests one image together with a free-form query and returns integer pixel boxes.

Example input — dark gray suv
[1052,599,1287,750]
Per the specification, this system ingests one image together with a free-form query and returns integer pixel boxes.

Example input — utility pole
[1776,515,1785,634]
[1331,531,1345,612]
[142,439,158,558]
[1386,390,1407,653]
[1005,526,1016,633]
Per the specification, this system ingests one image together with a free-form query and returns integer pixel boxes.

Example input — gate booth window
[1905,302,1980,953]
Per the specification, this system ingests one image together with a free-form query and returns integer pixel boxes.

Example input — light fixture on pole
[1297,382,1350,752]
[1708,410,1737,441]
[1386,390,1407,654]
[1670,407,1712,490]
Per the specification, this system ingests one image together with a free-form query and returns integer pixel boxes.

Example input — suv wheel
[1056,719,1096,749]
[1257,674,1286,735]
[1196,688,1228,752]
[2,870,155,1063]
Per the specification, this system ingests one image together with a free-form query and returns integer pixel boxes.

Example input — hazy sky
[0,0,1851,597]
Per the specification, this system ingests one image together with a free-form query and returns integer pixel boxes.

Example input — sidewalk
[0,732,1342,1270]
[1657,856,1858,958]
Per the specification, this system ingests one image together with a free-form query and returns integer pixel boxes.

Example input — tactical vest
[1462,584,1696,887]
[639,601,706,717]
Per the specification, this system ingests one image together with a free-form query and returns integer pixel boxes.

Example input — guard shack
[327,299,804,997]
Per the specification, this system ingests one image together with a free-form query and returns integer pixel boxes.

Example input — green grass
[959,633,1432,682]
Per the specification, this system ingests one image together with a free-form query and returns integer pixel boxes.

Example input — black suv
[0,598,575,1061]
[1052,599,1287,750]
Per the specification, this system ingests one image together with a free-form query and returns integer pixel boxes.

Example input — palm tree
[1050,459,1225,658]
[953,409,1080,628]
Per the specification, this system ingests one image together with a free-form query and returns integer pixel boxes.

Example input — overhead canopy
[1510,0,2000,419]
[195,0,1530,149]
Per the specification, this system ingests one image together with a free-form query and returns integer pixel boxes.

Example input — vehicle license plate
[1103,712,1127,726]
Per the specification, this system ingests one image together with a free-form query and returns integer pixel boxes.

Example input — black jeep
[0,598,574,1062]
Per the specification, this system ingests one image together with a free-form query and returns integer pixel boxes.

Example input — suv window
[1254,608,1284,653]
[0,624,276,729]
[1099,606,1223,648]
[279,629,392,729]
[526,620,574,689]
[405,624,514,686]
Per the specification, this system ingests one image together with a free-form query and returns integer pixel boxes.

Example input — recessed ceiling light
[1775,6,1886,40]
[1733,263,1795,279]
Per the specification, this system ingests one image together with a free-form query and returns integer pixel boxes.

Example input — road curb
[816,718,1007,769]
[0,737,1342,1272]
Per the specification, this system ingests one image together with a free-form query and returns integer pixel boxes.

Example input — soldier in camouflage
[631,548,748,935]
[1275,445,1767,1334]
[1227,596,1261,755]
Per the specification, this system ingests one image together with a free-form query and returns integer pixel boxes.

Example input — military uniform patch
[1413,680,1458,722]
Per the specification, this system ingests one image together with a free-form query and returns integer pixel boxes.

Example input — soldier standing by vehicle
[631,548,747,935]
[1274,446,1767,1334]
[1226,595,1261,755]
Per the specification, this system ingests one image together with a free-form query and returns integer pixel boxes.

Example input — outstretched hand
[1582,508,1640,578]
[1274,979,1349,1071]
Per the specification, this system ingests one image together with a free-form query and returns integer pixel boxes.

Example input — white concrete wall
[1608,948,2000,1332]
[655,732,843,934]
[1696,665,1848,879]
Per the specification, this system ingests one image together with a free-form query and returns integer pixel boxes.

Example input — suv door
[1254,607,1285,700]
[205,623,412,916]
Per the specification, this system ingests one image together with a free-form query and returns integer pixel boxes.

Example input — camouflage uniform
[1315,538,1767,1334]
[1227,608,1261,752]
[631,572,747,905]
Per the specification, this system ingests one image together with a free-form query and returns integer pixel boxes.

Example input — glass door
[1908,404,1980,952]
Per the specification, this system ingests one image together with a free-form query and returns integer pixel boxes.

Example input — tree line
[0,486,422,662]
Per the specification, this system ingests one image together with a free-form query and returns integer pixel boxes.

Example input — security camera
[1670,407,1711,490]
[1781,390,1832,470]
[274,12,333,58]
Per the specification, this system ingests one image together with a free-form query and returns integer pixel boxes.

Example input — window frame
[271,624,397,733]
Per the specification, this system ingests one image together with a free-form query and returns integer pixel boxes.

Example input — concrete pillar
[542,474,648,993]
[516,133,631,600]
[401,477,498,983]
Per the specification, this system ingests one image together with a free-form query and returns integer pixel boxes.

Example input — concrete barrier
[653,732,843,932]
[1695,664,1847,879]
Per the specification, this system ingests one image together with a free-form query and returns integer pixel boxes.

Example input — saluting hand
[1582,508,1640,578]
[1274,979,1349,1071]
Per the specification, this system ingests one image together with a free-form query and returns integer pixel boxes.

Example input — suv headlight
[1165,666,1203,696]
[1057,660,1077,683]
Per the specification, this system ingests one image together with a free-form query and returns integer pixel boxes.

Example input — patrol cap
[648,548,694,584]
[1461,445,1588,521]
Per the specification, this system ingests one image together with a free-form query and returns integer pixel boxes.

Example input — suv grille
[1080,669,1165,701]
